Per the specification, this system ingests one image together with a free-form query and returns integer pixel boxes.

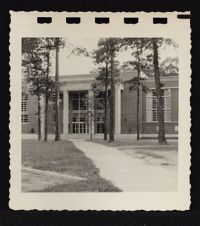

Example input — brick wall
[141,77,178,134]
[22,76,179,135]
[22,95,38,134]
[22,94,63,135]
[121,84,142,134]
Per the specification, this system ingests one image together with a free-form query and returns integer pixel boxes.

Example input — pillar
[115,84,121,134]
[63,90,69,135]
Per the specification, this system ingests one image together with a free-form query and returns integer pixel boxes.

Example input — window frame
[21,94,29,124]
[146,88,171,123]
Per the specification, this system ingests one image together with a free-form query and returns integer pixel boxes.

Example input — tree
[94,38,122,142]
[98,67,109,141]
[93,43,110,140]
[22,43,46,140]
[53,38,65,141]
[22,38,58,141]
[160,57,178,77]
[152,38,167,144]
[23,38,57,141]
[122,38,150,140]
[85,91,95,140]
[54,38,60,141]
[39,38,56,142]
[125,75,149,140]
[122,38,177,144]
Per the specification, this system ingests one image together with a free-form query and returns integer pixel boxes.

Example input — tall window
[96,116,105,134]
[94,92,104,111]
[71,92,88,111]
[21,94,29,123]
[69,91,89,134]
[146,89,171,122]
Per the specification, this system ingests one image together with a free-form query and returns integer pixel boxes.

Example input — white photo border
[9,11,191,210]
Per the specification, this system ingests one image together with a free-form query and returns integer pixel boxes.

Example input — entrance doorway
[69,91,89,134]
[72,117,89,134]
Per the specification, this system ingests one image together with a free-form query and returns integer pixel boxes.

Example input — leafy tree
[126,75,149,140]
[22,41,46,140]
[38,38,57,141]
[22,38,58,141]
[122,38,177,144]
[91,70,109,139]
[160,57,178,77]
[152,38,167,144]
[122,38,150,140]
[97,67,109,140]
[93,38,123,142]
[149,38,177,144]
[85,91,95,140]
[53,38,65,141]
[93,42,110,140]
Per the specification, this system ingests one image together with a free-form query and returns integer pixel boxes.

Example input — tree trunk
[104,63,108,141]
[136,77,140,141]
[37,94,41,141]
[55,38,61,141]
[109,51,115,142]
[44,95,48,141]
[44,50,50,141]
[136,51,141,141]
[90,117,93,140]
[152,38,167,144]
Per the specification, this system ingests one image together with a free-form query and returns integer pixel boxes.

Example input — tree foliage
[22,38,56,97]
[22,38,62,140]
[92,38,123,141]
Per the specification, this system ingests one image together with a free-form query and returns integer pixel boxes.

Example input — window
[95,97,104,110]
[21,94,29,123]
[96,116,105,133]
[72,99,79,110]
[70,91,88,111]
[69,91,89,134]
[22,114,28,123]
[146,89,171,122]
[72,116,88,134]
[22,94,28,112]
[94,92,105,110]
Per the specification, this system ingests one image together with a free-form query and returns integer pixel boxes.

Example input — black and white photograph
[9,12,191,211]
[21,37,179,193]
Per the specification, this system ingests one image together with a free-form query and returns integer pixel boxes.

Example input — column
[88,90,95,135]
[63,90,69,135]
[115,84,121,134]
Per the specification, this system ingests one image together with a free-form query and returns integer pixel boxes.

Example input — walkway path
[70,139,177,192]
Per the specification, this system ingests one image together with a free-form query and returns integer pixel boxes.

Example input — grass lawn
[22,140,121,192]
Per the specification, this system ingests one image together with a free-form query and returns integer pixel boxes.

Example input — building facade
[22,73,178,138]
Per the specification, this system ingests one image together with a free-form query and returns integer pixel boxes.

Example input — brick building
[22,72,178,138]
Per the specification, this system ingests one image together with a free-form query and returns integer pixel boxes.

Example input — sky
[49,38,178,76]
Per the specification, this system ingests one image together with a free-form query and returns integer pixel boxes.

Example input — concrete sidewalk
[70,139,178,192]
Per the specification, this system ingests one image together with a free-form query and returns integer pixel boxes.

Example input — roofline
[50,73,178,81]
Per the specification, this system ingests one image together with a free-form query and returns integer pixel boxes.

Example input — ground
[91,138,178,171]
[22,140,121,192]
[22,138,178,192]
[72,138,178,191]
